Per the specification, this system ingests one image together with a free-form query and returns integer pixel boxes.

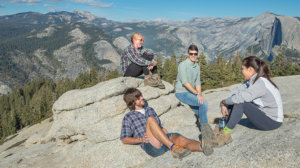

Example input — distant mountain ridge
[0,11,299,89]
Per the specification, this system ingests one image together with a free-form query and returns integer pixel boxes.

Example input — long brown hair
[242,56,278,88]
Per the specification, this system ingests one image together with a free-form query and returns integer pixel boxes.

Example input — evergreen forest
[1,52,300,141]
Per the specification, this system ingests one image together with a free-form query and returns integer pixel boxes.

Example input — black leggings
[124,54,157,77]
[226,103,282,130]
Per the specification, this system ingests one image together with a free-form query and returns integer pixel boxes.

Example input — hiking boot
[214,124,220,136]
[216,131,232,147]
[200,137,214,156]
[201,123,218,148]
[144,75,158,87]
[170,144,191,159]
[152,73,165,89]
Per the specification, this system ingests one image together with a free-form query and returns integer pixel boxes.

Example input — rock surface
[94,40,120,70]
[54,27,90,80]
[0,84,11,95]
[0,75,299,168]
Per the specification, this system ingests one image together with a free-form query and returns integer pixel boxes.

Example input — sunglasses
[188,53,198,56]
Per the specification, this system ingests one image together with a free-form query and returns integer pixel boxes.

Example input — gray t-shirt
[226,74,283,122]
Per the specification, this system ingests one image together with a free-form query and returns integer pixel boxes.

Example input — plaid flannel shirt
[120,44,157,74]
[120,106,162,149]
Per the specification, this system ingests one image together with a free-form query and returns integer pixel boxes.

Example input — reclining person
[120,88,213,159]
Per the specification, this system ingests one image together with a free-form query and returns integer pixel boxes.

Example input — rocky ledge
[0,75,299,168]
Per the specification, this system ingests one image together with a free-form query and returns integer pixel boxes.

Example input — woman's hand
[220,99,226,107]
[221,106,228,117]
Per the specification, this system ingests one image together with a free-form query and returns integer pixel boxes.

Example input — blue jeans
[143,133,181,157]
[175,92,208,124]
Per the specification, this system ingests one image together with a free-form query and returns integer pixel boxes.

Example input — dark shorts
[143,133,181,157]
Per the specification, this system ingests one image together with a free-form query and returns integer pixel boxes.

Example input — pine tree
[271,53,295,76]
[157,54,163,76]
[215,55,227,87]
[162,54,178,84]
[161,58,170,81]
[231,54,244,83]
[178,54,187,64]
[105,69,121,81]
[90,67,99,86]
[197,53,209,90]
[75,71,90,89]
[294,62,300,74]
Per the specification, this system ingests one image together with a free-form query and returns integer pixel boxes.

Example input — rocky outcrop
[94,40,120,70]
[0,75,300,168]
[0,83,11,95]
[113,36,130,51]
[36,26,56,38]
[54,27,90,80]
[45,77,177,144]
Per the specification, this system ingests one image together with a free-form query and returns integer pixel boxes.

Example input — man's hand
[147,65,154,70]
[141,134,150,143]
[197,94,206,104]
[151,59,157,66]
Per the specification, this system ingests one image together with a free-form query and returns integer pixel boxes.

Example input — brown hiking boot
[144,75,158,87]
[201,123,218,148]
[170,144,191,159]
[214,124,220,136]
[216,131,232,147]
[152,73,165,89]
[200,137,214,156]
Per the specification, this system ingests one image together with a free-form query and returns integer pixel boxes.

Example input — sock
[223,126,232,134]
[170,143,175,151]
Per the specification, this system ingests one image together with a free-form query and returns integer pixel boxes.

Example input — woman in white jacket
[217,56,283,146]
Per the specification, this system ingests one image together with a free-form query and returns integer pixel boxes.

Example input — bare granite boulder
[0,75,299,168]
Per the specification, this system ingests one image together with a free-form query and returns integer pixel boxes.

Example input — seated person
[120,88,214,159]
[217,56,283,146]
[175,44,217,151]
[121,32,164,89]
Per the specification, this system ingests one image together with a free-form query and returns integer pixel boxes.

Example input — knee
[202,101,208,107]
[198,101,208,110]
[146,116,157,124]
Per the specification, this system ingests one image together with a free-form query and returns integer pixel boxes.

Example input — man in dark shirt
[121,33,165,89]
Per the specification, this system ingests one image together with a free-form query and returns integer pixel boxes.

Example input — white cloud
[71,0,113,8]
[2,0,113,8]
[3,0,42,3]
[43,3,53,7]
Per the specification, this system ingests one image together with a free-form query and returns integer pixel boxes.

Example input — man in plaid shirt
[120,88,212,159]
[121,33,165,89]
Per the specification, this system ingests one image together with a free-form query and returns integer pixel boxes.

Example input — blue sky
[0,0,299,21]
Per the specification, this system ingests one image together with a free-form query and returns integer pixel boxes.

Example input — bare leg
[146,116,202,152]
[145,117,173,149]
[171,135,202,152]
